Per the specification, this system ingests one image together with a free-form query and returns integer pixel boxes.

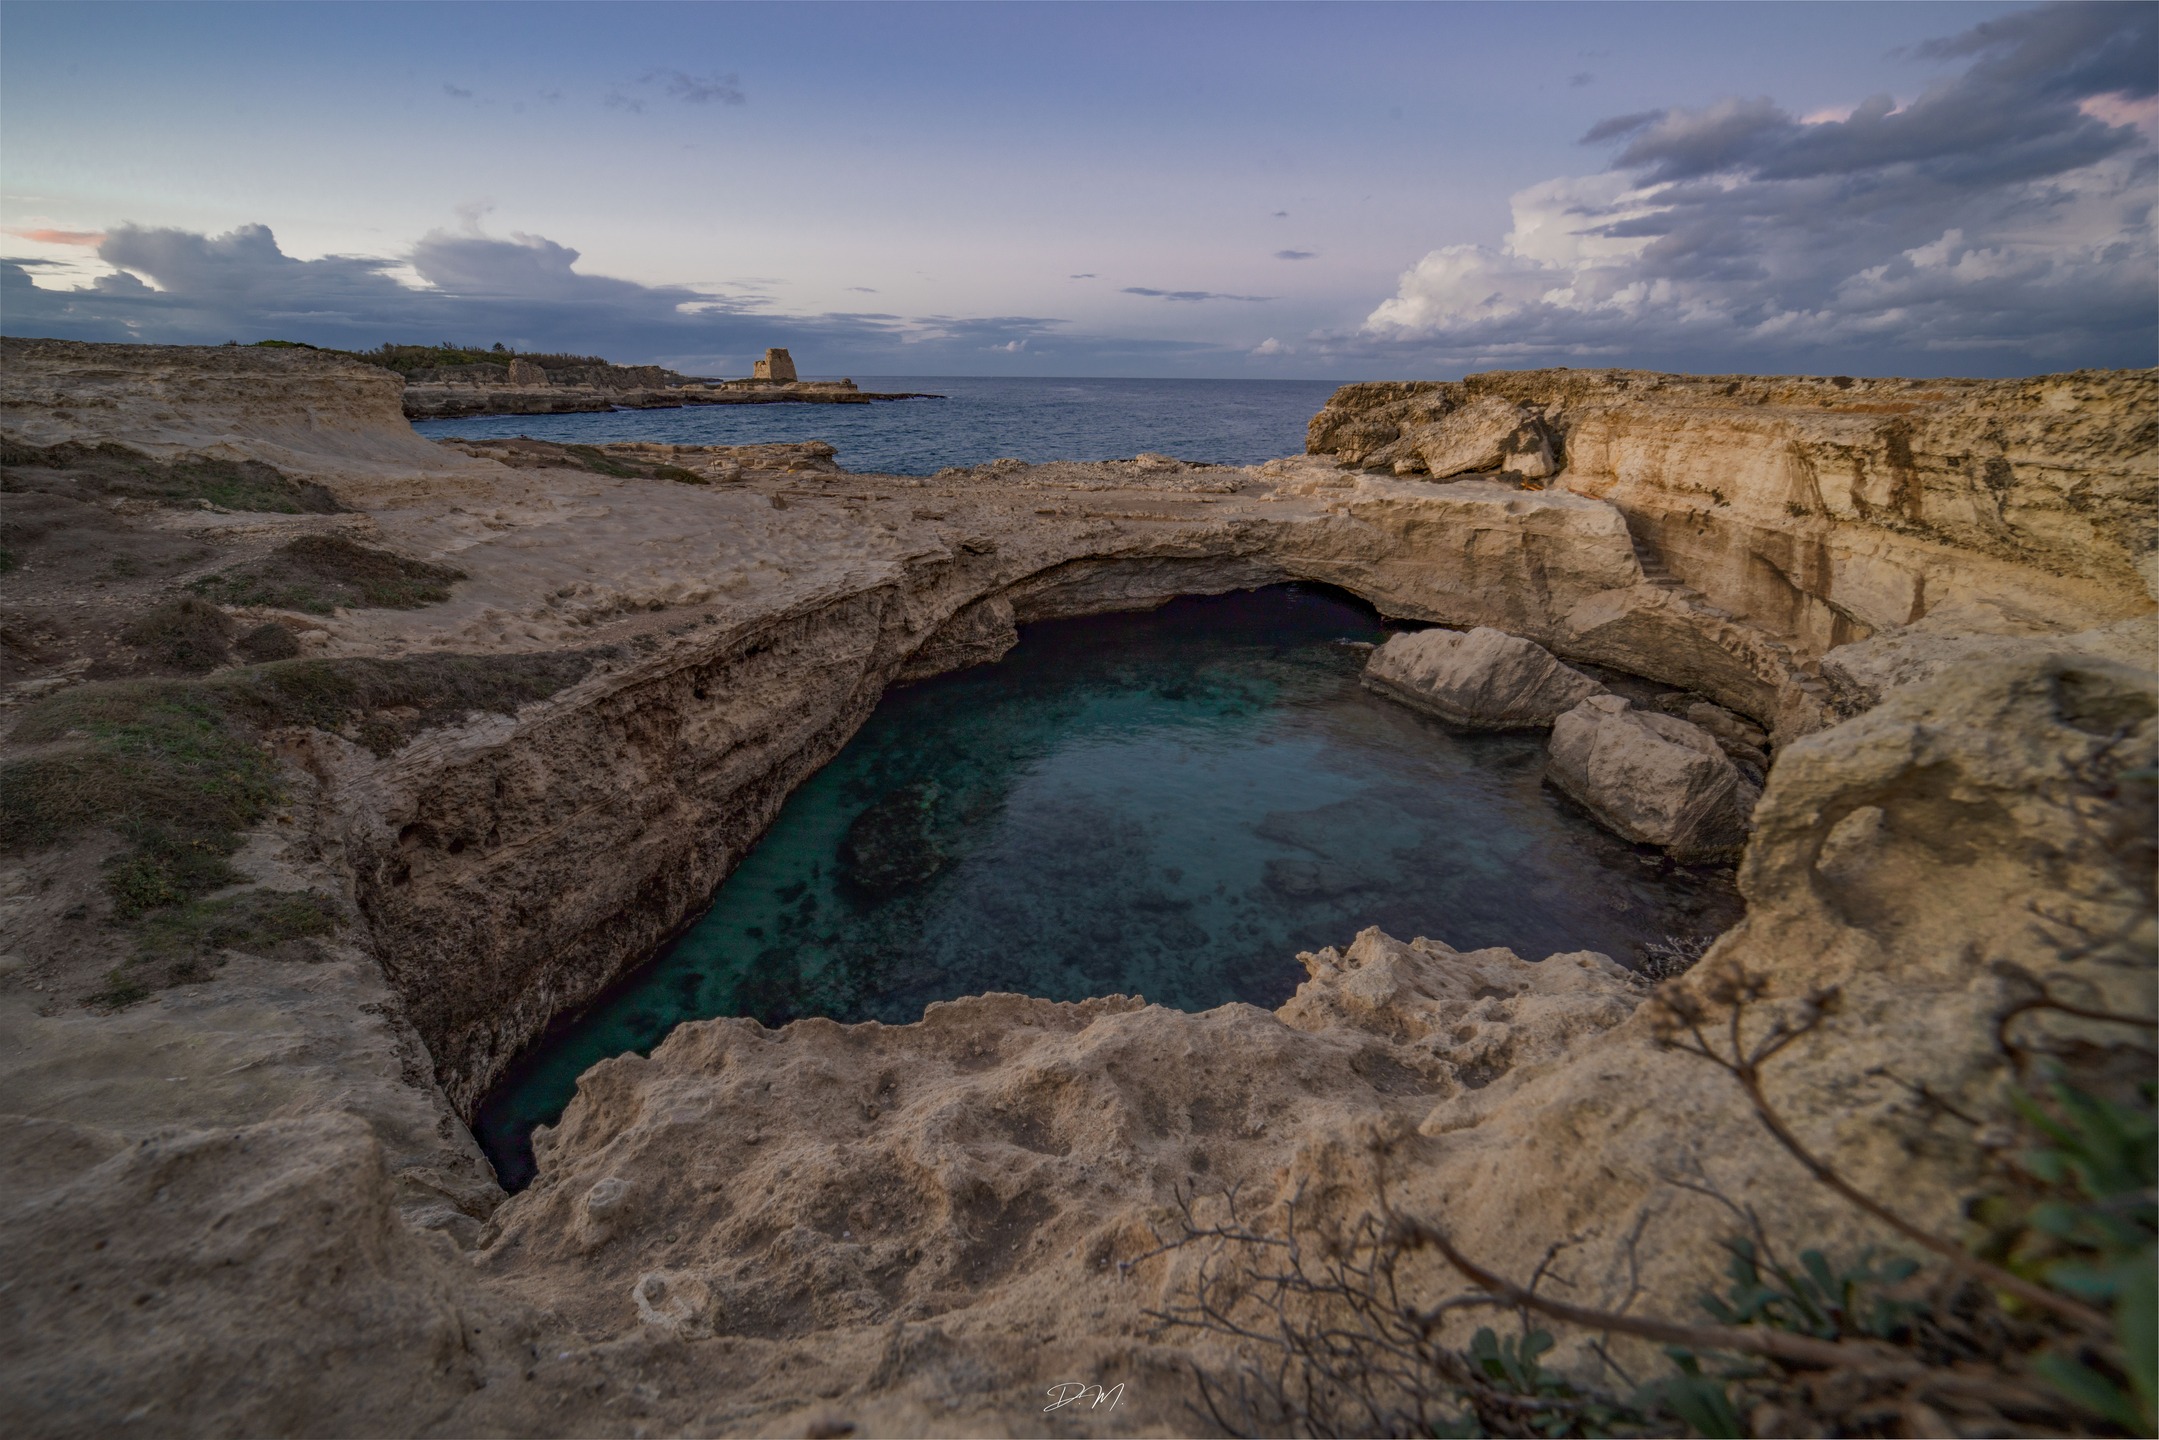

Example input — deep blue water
[476,586,1742,1188]
[411,375,1340,475]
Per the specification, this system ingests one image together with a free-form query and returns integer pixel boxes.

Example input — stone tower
[752,347,797,382]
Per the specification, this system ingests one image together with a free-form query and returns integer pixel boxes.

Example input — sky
[2,0,2153,378]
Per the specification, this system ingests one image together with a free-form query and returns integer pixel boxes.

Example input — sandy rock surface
[1363,624,1605,729]
[0,341,2151,1436]
[1400,392,1556,480]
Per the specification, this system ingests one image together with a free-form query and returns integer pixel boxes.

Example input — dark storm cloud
[0,223,1081,370]
[1364,1,2157,376]
[1599,1,2152,186]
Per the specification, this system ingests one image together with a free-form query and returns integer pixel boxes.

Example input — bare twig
[1650,973,2113,1334]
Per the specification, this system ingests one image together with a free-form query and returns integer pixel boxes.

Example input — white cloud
[1360,1,2157,374]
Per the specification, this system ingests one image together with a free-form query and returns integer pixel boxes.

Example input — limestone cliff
[1,342,2151,1437]
[1308,368,2156,661]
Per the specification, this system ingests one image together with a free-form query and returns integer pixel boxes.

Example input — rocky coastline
[396,347,942,420]
[0,337,2150,1436]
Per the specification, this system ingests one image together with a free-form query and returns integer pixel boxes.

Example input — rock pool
[477,585,1741,1186]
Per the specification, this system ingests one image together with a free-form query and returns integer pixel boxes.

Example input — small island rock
[1546,693,1761,861]
[1363,626,1607,729]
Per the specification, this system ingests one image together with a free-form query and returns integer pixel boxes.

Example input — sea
[409,375,1345,474]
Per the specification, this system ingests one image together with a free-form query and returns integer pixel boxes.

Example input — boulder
[1546,694,1760,860]
[1364,626,1606,729]
[1404,394,1555,480]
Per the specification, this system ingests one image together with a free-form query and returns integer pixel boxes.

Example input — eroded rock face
[2,342,2151,1437]
[1546,694,1760,860]
[1363,625,1605,729]
[1308,368,2158,660]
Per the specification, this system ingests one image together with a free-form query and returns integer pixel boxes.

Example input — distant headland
[244,339,941,419]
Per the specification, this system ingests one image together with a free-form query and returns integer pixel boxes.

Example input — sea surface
[476,586,1742,1187]
[411,375,1342,474]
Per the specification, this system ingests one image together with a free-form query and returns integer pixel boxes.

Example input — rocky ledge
[0,338,2151,1436]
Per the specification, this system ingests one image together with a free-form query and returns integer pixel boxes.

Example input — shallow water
[476,587,1742,1187]
[411,375,1341,475]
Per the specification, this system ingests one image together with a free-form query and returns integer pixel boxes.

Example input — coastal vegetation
[1,438,341,514]
[0,649,610,1001]
[249,338,613,375]
[189,534,467,614]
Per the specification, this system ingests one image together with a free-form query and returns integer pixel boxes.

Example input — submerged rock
[1546,693,1760,861]
[838,783,945,896]
[1363,625,1606,729]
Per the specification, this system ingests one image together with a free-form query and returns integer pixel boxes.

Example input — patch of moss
[563,443,643,479]
[135,887,343,962]
[86,888,342,1009]
[652,464,708,484]
[190,534,466,614]
[119,596,235,674]
[1,439,343,514]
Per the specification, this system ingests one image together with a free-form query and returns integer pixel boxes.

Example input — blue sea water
[475,586,1742,1188]
[410,375,1341,474]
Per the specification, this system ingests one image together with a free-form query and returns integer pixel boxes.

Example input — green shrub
[234,622,301,663]
[119,596,235,673]
[191,534,465,614]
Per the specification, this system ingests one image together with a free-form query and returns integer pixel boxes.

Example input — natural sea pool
[476,586,1742,1187]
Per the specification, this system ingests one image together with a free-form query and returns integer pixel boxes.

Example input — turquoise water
[475,586,1741,1187]
[412,375,1340,475]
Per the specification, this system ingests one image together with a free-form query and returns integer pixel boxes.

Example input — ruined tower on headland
[752,348,797,382]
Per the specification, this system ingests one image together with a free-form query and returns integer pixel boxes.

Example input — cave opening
[475,582,1742,1187]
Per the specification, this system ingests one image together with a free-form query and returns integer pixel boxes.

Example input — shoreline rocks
[1363,625,1605,729]
[1546,693,1761,861]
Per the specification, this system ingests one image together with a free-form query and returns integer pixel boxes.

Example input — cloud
[649,70,746,106]
[443,83,475,101]
[1271,210,1289,218]
[1569,72,1595,88]
[0,219,1101,373]
[607,69,746,112]
[1122,287,1272,302]
[1252,337,1291,356]
[845,285,878,293]
[6,227,105,247]
[1273,249,1316,261]
[1068,273,1096,279]
[1363,0,2157,374]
